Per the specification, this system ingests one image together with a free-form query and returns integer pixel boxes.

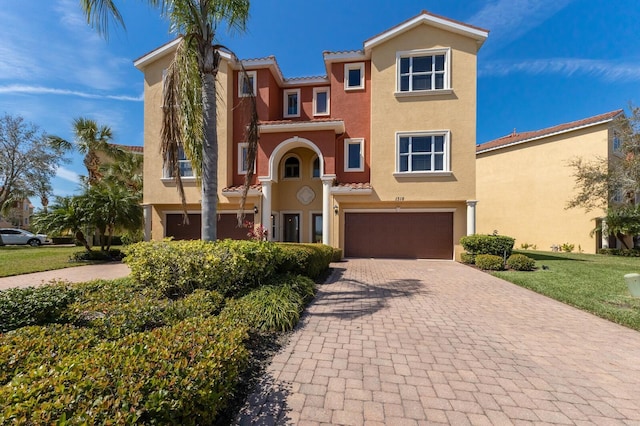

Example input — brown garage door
[344,212,453,259]
[165,213,253,240]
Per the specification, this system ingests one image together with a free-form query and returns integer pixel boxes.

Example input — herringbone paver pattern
[237,259,640,425]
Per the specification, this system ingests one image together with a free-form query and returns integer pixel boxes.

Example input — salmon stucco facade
[476,110,623,254]
[134,11,488,259]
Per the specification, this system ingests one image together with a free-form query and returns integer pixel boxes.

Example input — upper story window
[283,155,300,179]
[313,87,330,116]
[238,143,249,175]
[344,138,364,172]
[396,48,450,94]
[238,70,257,97]
[613,132,622,152]
[396,131,450,174]
[344,63,365,90]
[165,147,194,178]
[312,156,321,178]
[284,89,300,118]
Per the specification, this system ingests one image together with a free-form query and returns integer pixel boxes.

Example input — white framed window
[344,63,365,90]
[238,143,249,175]
[396,48,450,93]
[282,154,301,179]
[396,131,450,174]
[238,70,257,97]
[344,138,364,172]
[313,87,330,116]
[613,132,622,152]
[165,147,194,178]
[312,156,321,178]
[283,88,300,118]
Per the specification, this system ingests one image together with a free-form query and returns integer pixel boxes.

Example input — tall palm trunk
[200,43,220,241]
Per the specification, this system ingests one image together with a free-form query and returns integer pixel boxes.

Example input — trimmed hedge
[124,240,281,297]
[0,283,77,333]
[506,254,536,271]
[460,252,475,264]
[276,243,334,279]
[475,254,505,271]
[598,248,640,257]
[460,234,515,257]
[0,317,249,425]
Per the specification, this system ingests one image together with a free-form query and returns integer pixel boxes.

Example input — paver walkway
[0,262,131,290]
[237,258,640,425]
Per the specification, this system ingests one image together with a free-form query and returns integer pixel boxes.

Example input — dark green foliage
[271,273,316,304]
[460,252,475,264]
[332,248,343,262]
[475,254,505,271]
[0,283,77,332]
[0,317,249,425]
[275,243,334,279]
[506,254,536,271]
[460,234,515,257]
[598,248,640,257]
[70,248,123,261]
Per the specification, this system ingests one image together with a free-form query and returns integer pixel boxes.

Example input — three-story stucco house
[134,11,488,259]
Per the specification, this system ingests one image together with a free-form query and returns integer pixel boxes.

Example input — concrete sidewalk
[0,262,131,290]
[237,258,640,425]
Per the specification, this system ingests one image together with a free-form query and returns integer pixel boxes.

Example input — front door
[283,214,300,243]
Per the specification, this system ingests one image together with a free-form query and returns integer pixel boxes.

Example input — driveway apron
[237,258,640,425]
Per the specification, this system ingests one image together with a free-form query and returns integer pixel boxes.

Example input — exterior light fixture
[253,205,259,214]
[334,205,339,215]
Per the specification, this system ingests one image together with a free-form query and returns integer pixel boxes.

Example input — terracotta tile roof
[322,49,365,56]
[333,182,372,190]
[222,184,262,192]
[109,143,144,153]
[285,75,328,82]
[477,110,623,153]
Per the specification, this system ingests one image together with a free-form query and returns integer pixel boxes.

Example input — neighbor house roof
[476,109,624,154]
[109,143,144,154]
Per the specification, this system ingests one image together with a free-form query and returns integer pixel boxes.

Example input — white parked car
[0,228,49,246]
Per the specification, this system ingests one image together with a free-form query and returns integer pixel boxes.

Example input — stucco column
[259,179,273,241]
[142,204,152,241]
[321,176,335,245]
[601,217,609,249]
[466,200,477,236]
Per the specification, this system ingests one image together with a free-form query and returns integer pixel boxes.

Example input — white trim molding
[344,62,365,90]
[259,120,345,134]
[344,138,365,172]
[313,87,330,116]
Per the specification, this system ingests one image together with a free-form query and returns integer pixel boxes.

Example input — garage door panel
[345,212,453,259]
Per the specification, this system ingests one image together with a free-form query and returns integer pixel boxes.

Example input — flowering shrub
[244,220,269,241]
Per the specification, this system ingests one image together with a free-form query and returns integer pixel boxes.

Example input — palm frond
[80,0,125,38]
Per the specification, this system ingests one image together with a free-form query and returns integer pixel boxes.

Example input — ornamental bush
[475,254,505,271]
[276,243,335,279]
[460,252,475,264]
[459,234,515,257]
[598,248,640,257]
[0,282,77,333]
[124,240,281,298]
[0,316,249,425]
[506,254,536,271]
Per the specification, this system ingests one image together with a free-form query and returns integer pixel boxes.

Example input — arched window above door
[283,155,300,179]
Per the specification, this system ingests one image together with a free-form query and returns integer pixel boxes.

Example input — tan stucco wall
[369,24,479,203]
[476,124,611,253]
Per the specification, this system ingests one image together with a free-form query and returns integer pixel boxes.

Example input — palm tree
[32,196,92,251]
[99,148,143,192]
[81,0,258,241]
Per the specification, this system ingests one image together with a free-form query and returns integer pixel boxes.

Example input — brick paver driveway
[237,258,640,425]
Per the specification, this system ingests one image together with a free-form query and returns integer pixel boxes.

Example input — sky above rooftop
[1,0,639,207]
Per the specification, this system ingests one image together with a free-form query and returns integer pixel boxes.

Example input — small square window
[283,89,300,118]
[313,87,330,116]
[238,70,257,97]
[344,138,364,172]
[344,63,365,90]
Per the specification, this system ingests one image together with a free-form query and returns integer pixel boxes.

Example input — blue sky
[2,0,639,208]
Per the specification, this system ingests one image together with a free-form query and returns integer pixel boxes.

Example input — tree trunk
[200,46,220,241]
[75,230,91,252]
[616,232,630,249]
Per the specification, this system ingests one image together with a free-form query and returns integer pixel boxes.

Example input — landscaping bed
[0,240,336,424]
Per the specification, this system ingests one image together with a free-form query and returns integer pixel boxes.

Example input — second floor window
[397,132,449,173]
[238,70,257,97]
[344,63,365,90]
[397,49,450,93]
[313,87,330,116]
[166,147,194,178]
[283,156,300,179]
[284,89,300,118]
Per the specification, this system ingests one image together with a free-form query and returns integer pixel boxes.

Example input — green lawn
[493,250,640,331]
[0,246,97,277]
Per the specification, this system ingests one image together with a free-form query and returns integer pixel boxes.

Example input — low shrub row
[598,248,640,257]
[277,243,335,279]
[464,253,536,272]
[460,234,515,257]
[0,316,249,425]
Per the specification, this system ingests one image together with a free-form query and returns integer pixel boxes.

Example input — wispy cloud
[55,167,81,184]
[480,58,640,82]
[0,85,142,102]
[469,0,576,50]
